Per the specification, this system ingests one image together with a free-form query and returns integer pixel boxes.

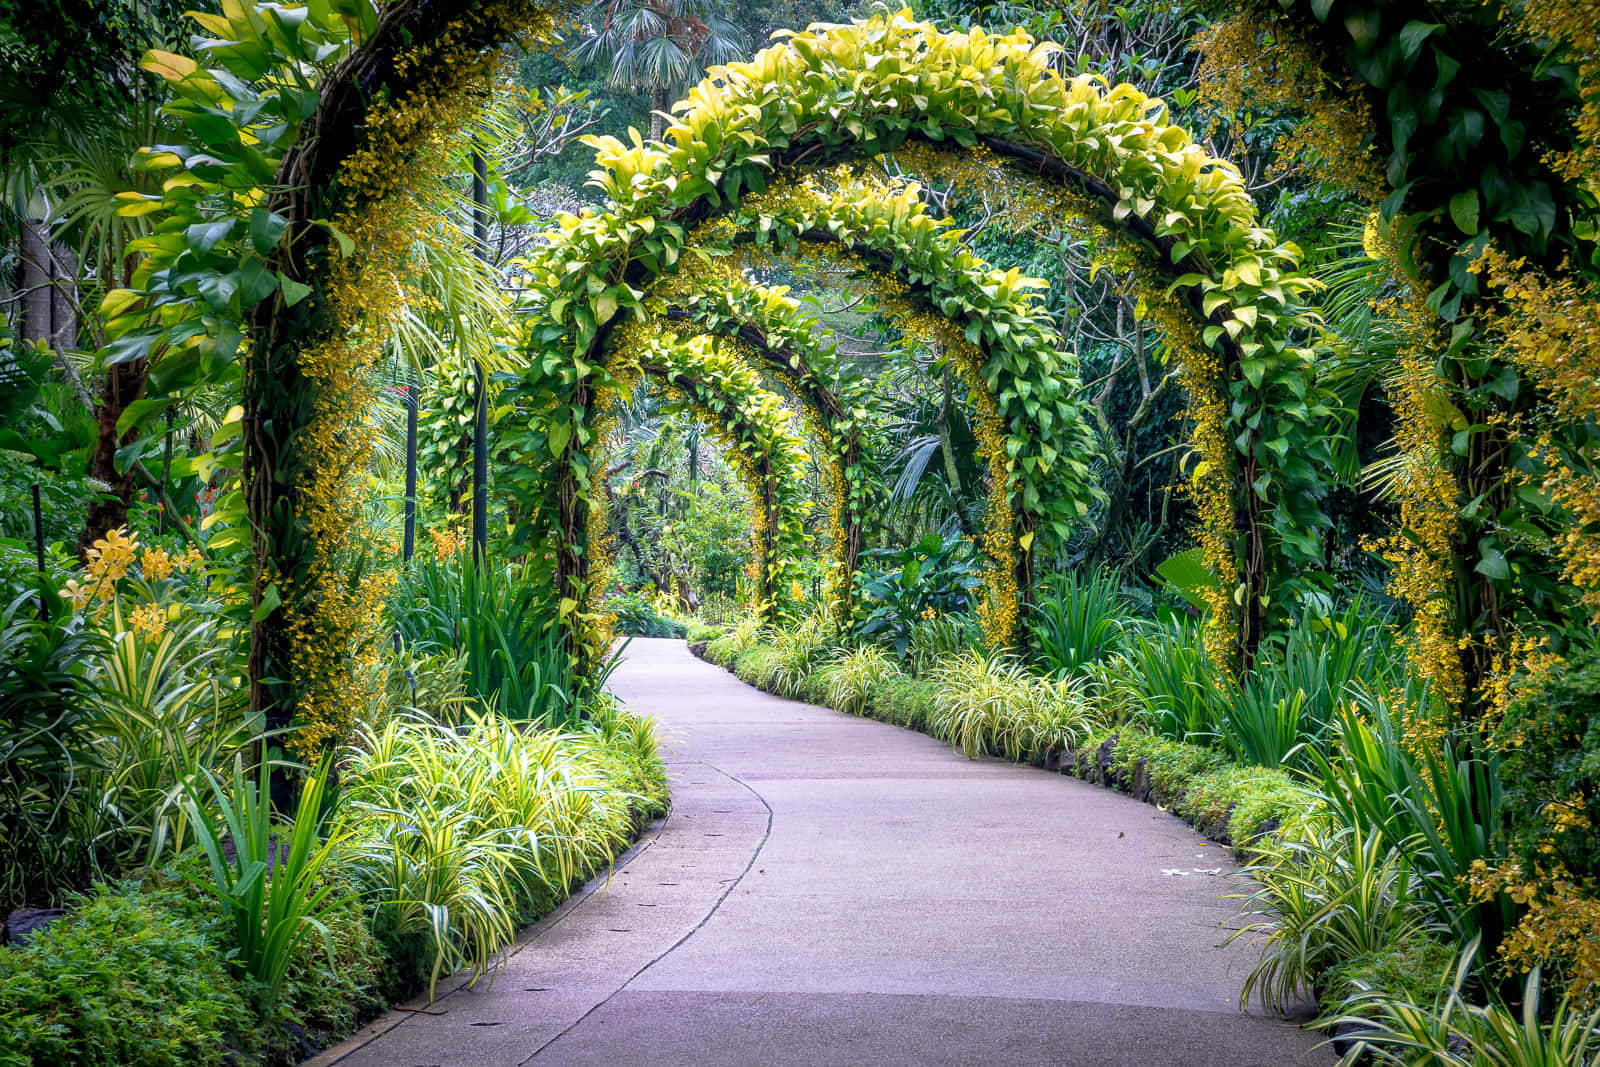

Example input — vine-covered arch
[600,330,815,620]
[129,1,1347,739]
[527,168,1102,647]
[522,10,1336,667]
[650,277,876,614]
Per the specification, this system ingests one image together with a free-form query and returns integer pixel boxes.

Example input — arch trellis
[130,1,1348,740]
[525,170,1104,648]
[600,330,815,619]
[651,275,876,613]
[519,11,1336,669]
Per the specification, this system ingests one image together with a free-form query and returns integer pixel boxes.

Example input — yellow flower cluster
[1192,13,1384,203]
[280,7,537,753]
[1482,249,1600,629]
[130,602,168,640]
[1471,860,1600,1010]
[1516,0,1600,184]
[428,524,468,562]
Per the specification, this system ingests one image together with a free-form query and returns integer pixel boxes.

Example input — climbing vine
[516,10,1332,664]
[119,0,561,750]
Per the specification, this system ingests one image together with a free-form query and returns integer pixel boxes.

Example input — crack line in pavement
[517,758,774,1065]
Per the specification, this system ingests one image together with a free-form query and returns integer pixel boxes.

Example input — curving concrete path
[312,637,1329,1066]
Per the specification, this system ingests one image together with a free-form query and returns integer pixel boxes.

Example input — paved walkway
[312,638,1328,1066]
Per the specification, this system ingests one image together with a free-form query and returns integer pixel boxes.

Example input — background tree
[568,0,751,138]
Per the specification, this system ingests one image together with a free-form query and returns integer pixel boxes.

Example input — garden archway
[131,2,1340,739]
[521,12,1335,669]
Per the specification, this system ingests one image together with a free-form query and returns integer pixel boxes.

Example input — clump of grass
[336,711,651,996]
[1328,947,1600,1066]
[1230,819,1427,1015]
[736,611,837,699]
[706,614,763,665]
[928,649,1091,761]
[816,645,903,715]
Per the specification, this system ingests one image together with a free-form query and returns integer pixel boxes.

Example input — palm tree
[568,0,749,139]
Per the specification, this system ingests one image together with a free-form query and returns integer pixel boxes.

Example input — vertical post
[471,148,489,566]
[403,372,419,564]
[31,483,46,620]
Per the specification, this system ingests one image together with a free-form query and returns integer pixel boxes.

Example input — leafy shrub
[1101,729,1230,801]
[928,649,1090,761]
[866,675,941,731]
[1175,763,1304,844]
[1496,639,1600,887]
[1028,569,1137,676]
[0,450,94,548]
[0,878,254,1066]
[0,587,108,909]
[336,711,647,996]
[606,588,688,638]
[1232,820,1430,1015]
[852,533,980,657]
[584,694,671,818]
[705,614,762,665]
[1322,929,1456,1017]
[816,645,903,715]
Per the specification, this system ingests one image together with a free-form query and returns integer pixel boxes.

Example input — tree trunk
[650,86,669,140]
[18,222,51,346]
[49,241,77,351]
[78,357,150,558]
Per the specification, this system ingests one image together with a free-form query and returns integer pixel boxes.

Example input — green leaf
[1474,548,1510,581]
[253,583,283,623]
[116,396,178,437]
[1448,189,1479,236]
[249,208,288,254]
[1398,21,1441,62]
[278,273,311,306]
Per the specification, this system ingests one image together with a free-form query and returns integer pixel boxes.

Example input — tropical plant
[853,532,981,657]
[1107,621,1228,744]
[568,0,750,138]
[1329,944,1600,1067]
[607,587,689,638]
[184,758,343,1005]
[738,610,837,699]
[336,711,641,996]
[906,611,983,676]
[1313,699,1514,948]
[706,612,763,664]
[89,595,252,865]
[816,644,902,716]
[928,649,1090,762]
[0,585,108,909]
[390,550,579,726]
[1028,568,1137,676]
[1231,818,1428,1015]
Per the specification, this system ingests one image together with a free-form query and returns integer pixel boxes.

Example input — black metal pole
[31,483,46,619]
[471,148,489,566]
[403,373,418,563]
